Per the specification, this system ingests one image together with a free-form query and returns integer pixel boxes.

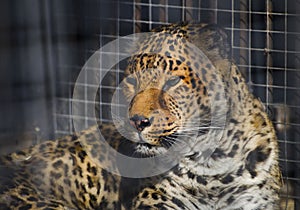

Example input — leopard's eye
[164,76,181,88]
[126,76,137,86]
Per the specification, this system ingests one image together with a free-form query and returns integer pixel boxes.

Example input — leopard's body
[0,23,281,210]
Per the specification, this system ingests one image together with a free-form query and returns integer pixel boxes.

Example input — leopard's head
[115,23,230,157]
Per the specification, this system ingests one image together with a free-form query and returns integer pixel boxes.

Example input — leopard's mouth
[136,142,154,150]
[133,133,178,157]
[134,142,167,157]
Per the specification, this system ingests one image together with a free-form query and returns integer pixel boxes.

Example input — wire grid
[52,0,300,208]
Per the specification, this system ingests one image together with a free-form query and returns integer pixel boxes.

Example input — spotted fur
[0,23,281,209]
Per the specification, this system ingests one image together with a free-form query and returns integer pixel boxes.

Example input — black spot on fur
[137,204,153,210]
[196,176,208,185]
[154,203,168,210]
[228,144,239,157]
[236,166,243,176]
[36,202,47,207]
[206,63,212,69]
[58,185,64,194]
[227,195,235,205]
[246,146,271,178]
[64,178,71,186]
[78,150,87,163]
[19,187,30,196]
[89,194,97,208]
[19,204,32,210]
[16,150,26,156]
[236,185,247,194]
[258,180,267,189]
[201,68,208,82]
[197,97,202,105]
[221,174,234,184]
[233,76,238,84]
[190,78,196,88]
[173,166,182,177]
[68,147,76,154]
[151,193,159,200]
[169,45,175,51]
[71,135,78,141]
[70,191,79,207]
[171,197,185,208]
[179,56,186,62]
[99,197,108,209]
[28,196,38,202]
[169,60,174,70]
[141,190,149,198]
[198,198,208,205]
[230,118,238,124]
[232,130,244,140]
[52,160,63,169]
[165,51,171,57]
[97,182,101,195]
[87,163,98,176]
[187,171,195,179]
[50,171,62,179]
[227,129,233,137]
[39,144,47,153]
[211,148,226,160]
[87,175,94,188]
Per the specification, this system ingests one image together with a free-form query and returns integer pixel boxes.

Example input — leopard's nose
[130,115,151,132]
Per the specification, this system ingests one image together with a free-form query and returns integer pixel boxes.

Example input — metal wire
[134,0,142,33]
[239,0,249,78]
[185,0,194,21]
[266,0,274,117]
[208,0,217,23]
[159,0,167,23]
[52,0,300,208]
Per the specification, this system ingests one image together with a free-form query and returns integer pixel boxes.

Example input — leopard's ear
[188,24,231,63]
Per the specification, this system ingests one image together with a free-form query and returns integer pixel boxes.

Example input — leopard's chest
[158,169,267,210]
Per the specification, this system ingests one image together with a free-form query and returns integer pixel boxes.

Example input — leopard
[0,22,281,210]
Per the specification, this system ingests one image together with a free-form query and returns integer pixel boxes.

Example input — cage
[0,0,299,209]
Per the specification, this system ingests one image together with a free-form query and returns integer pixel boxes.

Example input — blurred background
[0,0,299,209]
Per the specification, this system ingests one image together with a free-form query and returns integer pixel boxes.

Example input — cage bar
[239,0,249,78]
[265,0,274,117]
[134,0,142,33]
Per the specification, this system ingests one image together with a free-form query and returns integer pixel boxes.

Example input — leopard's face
[120,53,214,156]
[109,24,229,158]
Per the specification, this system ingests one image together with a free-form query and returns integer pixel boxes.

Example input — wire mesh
[52,0,300,209]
